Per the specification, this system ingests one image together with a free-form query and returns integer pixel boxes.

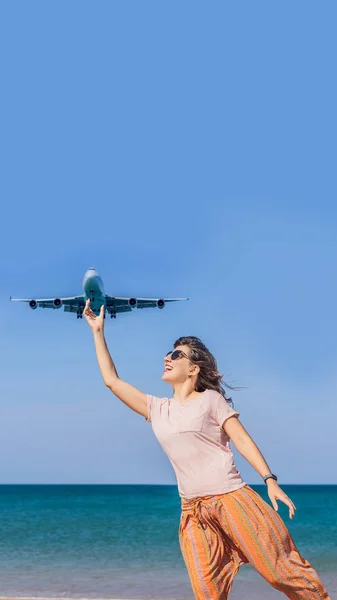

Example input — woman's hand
[83,299,105,333]
[267,480,296,519]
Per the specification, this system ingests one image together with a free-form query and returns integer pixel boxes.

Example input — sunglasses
[165,349,190,360]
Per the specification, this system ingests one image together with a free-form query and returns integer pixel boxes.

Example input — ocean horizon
[0,484,335,599]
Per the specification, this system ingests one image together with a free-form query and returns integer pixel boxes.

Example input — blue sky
[1,1,336,484]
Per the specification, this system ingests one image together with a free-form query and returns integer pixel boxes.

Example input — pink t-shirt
[145,388,247,498]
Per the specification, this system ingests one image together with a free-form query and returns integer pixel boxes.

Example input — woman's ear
[189,364,200,376]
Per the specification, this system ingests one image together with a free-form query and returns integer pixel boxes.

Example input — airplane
[10,267,189,319]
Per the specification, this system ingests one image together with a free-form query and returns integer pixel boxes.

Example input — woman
[83,300,331,600]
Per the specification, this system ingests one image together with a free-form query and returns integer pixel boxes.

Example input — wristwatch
[263,473,278,484]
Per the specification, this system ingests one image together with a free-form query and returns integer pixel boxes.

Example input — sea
[0,484,335,599]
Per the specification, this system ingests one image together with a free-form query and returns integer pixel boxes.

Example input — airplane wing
[11,294,188,318]
[105,295,189,315]
[10,295,86,314]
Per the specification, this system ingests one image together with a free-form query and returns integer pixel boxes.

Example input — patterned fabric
[179,484,331,599]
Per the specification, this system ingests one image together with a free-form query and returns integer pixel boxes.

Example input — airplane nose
[83,268,98,287]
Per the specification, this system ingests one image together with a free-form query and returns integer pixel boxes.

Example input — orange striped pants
[179,484,331,599]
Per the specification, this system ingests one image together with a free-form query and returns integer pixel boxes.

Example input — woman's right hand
[83,299,105,333]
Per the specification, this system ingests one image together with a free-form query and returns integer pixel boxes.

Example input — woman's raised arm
[83,300,148,419]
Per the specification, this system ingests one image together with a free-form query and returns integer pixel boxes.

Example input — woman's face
[162,345,195,384]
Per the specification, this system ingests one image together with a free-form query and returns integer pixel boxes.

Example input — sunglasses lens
[171,350,182,360]
[165,351,173,357]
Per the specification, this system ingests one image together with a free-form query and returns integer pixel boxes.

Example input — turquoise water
[0,484,335,598]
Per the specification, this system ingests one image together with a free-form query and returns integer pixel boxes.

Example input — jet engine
[29,300,38,310]
[157,299,165,309]
[53,298,62,308]
[128,298,137,308]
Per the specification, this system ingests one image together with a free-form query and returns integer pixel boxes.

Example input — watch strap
[263,473,278,484]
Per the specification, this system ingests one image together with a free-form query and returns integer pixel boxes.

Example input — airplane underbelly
[84,278,105,313]
[85,292,105,313]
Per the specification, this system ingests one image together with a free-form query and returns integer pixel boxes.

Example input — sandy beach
[0,568,335,599]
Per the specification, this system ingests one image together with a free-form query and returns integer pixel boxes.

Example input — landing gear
[110,311,116,319]
[77,313,83,319]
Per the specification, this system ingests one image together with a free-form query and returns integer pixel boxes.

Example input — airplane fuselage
[82,268,106,314]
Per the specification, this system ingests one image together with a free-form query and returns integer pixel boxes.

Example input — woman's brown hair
[173,335,240,408]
